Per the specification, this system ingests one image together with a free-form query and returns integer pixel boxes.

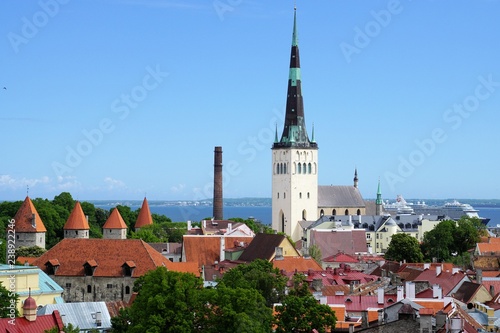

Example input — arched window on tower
[299,192,302,199]
[302,209,307,220]
[284,163,287,174]
[303,163,306,174]
[320,209,324,216]
[277,192,279,199]
[298,163,302,174]
[276,164,279,174]
[284,192,286,199]
[345,209,349,215]
[307,192,310,199]
[308,163,312,174]
[332,209,337,215]
[357,209,361,215]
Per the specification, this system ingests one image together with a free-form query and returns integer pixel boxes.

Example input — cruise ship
[383,195,490,225]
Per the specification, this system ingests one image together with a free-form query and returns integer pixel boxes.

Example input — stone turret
[63,201,90,239]
[103,208,127,239]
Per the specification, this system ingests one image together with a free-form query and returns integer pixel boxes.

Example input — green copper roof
[376,179,383,205]
[289,68,301,86]
[292,8,298,47]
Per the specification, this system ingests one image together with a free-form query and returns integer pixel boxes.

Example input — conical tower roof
[273,7,316,149]
[13,196,47,232]
[64,201,90,230]
[103,208,127,229]
[135,197,153,229]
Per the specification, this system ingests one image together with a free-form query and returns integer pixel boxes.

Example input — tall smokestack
[213,146,223,220]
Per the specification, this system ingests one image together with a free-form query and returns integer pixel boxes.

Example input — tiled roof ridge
[64,201,90,230]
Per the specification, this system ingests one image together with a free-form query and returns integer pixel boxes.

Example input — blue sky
[1,0,499,202]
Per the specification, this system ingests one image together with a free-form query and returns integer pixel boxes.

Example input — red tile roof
[419,308,435,316]
[33,238,199,277]
[273,256,322,272]
[183,235,254,267]
[0,310,64,333]
[412,269,469,296]
[103,208,127,229]
[477,242,500,254]
[13,196,46,232]
[134,197,153,229]
[64,201,90,230]
[16,256,38,265]
[323,252,359,263]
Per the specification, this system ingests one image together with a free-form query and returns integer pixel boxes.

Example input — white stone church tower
[272,8,318,242]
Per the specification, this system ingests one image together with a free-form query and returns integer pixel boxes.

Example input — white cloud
[104,177,126,190]
[170,183,186,192]
[0,174,50,189]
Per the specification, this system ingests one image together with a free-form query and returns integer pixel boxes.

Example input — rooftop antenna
[27,185,29,197]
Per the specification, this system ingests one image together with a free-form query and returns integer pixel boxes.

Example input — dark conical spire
[353,168,358,188]
[273,7,316,149]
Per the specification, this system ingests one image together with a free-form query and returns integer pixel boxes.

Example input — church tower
[272,8,318,242]
[375,179,383,215]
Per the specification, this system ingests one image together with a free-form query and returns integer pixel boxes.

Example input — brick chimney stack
[213,146,223,220]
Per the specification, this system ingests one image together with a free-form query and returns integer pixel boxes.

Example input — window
[284,192,286,199]
[284,164,287,174]
[276,164,279,174]
[87,285,92,293]
[299,192,302,199]
[366,234,371,239]
[307,192,310,199]
[277,192,279,199]
[320,209,324,216]
[125,286,130,294]
[357,209,361,215]
[345,209,349,215]
[65,283,72,288]
[332,209,337,215]
[107,284,113,289]
[308,163,312,174]
[298,163,301,174]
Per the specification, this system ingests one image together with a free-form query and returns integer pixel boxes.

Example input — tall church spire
[273,7,316,149]
[375,179,383,215]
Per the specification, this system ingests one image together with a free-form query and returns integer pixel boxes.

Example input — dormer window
[84,260,98,276]
[122,261,136,277]
[45,259,60,275]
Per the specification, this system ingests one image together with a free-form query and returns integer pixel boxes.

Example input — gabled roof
[323,252,359,263]
[309,229,367,258]
[182,235,254,267]
[33,238,198,278]
[238,233,297,262]
[273,256,322,272]
[0,310,64,333]
[64,201,90,230]
[134,197,153,229]
[412,269,469,296]
[318,185,365,208]
[452,281,483,303]
[13,196,47,232]
[103,208,127,229]
[476,242,500,255]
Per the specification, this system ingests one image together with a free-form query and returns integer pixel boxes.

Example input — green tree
[0,281,19,318]
[118,267,204,333]
[385,233,424,263]
[32,198,66,248]
[274,294,336,333]
[218,259,287,307]
[15,246,47,259]
[421,220,456,262]
[44,323,79,333]
[52,192,75,214]
[198,286,273,333]
[455,216,485,254]
[308,244,322,265]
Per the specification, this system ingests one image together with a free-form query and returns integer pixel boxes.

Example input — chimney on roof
[406,282,415,299]
[452,267,460,275]
[220,236,225,262]
[213,146,223,220]
[397,285,404,302]
[424,263,430,270]
[377,287,384,304]
[227,223,232,234]
[477,269,483,284]
[433,284,442,299]
[187,220,192,231]
[436,265,442,276]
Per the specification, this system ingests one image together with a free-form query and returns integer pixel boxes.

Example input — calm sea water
[142,206,500,227]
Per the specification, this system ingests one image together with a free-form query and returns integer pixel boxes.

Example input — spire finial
[27,185,29,197]
[311,123,315,143]
[274,123,279,143]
